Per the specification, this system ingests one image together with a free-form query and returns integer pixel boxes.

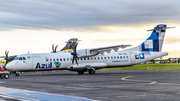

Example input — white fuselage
[6,50,168,72]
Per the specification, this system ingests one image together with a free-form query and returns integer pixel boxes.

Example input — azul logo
[36,62,61,69]
[54,61,61,68]
[36,62,52,69]
[135,53,145,59]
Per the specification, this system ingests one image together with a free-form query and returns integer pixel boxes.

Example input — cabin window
[97,57,100,60]
[81,58,83,60]
[117,56,119,59]
[114,56,116,59]
[67,58,69,61]
[60,58,62,61]
[50,59,52,61]
[123,56,125,59]
[19,57,22,60]
[120,56,122,59]
[94,57,96,60]
[87,57,89,60]
[70,58,72,61]
[57,59,59,61]
[63,58,66,61]
[111,56,113,59]
[101,57,103,60]
[91,57,93,60]
[46,59,48,62]
[108,57,110,59]
[126,56,128,59]
[104,57,106,59]
[84,58,86,60]
[53,59,55,61]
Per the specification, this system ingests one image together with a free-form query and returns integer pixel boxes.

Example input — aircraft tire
[88,69,95,74]
[78,71,84,74]
[0,74,4,79]
[15,73,20,76]
[4,74,10,79]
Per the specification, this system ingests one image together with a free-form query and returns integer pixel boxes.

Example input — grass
[101,63,180,70]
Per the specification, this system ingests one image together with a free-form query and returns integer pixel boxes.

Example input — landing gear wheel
[78,71,84,74]
[15,73,20,76]
[1,74,5,79]
[4,74,10,79]
[88,69,95,74]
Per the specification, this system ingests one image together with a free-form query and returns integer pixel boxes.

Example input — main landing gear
[77,67,96,75]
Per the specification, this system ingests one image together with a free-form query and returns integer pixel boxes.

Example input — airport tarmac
[0,70,180,101]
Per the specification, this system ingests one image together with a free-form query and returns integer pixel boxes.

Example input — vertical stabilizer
[60,38,78,51]
[128,24,170,52]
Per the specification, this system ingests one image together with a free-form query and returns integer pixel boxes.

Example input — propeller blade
[55,45,58,52]
[71,43,79,66]
[52,44,55,52]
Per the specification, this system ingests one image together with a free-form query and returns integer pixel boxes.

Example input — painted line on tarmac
[88,93,180,99]
[0,86,95,101]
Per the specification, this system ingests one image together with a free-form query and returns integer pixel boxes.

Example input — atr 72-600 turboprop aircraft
[6,24,172,75]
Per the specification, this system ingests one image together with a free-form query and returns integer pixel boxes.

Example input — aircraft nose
[6,63,12,71]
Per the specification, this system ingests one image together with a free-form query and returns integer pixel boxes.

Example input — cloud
[0,0,180,31]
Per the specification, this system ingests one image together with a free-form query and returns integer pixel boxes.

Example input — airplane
[6,24,173,76]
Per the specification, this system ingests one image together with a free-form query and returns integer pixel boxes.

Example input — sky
[0,0,180,59]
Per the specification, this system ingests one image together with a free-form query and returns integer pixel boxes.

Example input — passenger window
[60,58,62,61]
[67,58,69,61]
[108,57,110,59]
[91,57,93,60]
[19,57,22,60]
[120,56,122,59]
[94,57,96,60]
[50,59,52,61]
[101,57,103,60]
[84,58,86,60]
[81,58,83,60]
[57,59,59,61]
[87,57,89,60]
[104,57,106,59]
[70,58,72,61]
[53,59,55,61]
[98,57,100,60]
[123,56,125,59]
[114,56,116,59]
[63,58,66,61]
[117,56,119,59]
[111,56,113,59]
[46,59,48,62]
[126,56,128,59]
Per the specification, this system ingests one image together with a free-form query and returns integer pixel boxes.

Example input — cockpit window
[14,57,19,60]
[19,57,22,60]
[23,57,26,60]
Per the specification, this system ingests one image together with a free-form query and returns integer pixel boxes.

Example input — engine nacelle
[77,49,99,57]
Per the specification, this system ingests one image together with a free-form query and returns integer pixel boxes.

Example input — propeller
[52,44,58,53]
[71,43,79,66]
[5,50,9,64]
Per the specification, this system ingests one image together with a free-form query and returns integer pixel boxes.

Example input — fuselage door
[129,52,135,64]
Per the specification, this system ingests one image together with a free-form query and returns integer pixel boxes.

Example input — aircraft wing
[90,45,132,55]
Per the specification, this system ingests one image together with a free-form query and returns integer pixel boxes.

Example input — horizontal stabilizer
[147,27,175,31]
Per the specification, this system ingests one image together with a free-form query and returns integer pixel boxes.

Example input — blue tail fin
[140,24,167,52]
